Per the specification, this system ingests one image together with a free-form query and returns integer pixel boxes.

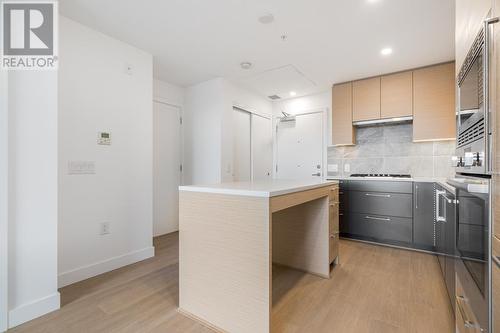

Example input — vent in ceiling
[238,64,316,99]
[268,95,281,100]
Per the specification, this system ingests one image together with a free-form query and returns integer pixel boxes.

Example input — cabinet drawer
[349,191,412,218]
[456,274,483,333]
[348,180,412,194]
[329,186,339,203]
[329,202,339,234]
[456,301,481,333]
[346,213,412,243]
[329,232,339,263]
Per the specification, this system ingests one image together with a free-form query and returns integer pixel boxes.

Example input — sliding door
[232,108,272,182]
[232,108,252,181]
[251,115,272,180]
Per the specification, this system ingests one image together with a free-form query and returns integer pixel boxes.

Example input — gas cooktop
[350,174,412,178]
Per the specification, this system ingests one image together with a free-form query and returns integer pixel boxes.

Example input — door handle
[484,17,500,174]
[435,190,446,222]
[365,193,391,198]
[415,185,418,209]
[312,172,321,176]
[365,216,391,221]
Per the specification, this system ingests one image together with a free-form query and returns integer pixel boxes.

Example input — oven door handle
[484,17,500,174]
[435,190,446,222]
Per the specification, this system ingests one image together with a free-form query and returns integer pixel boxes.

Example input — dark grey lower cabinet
[413,182,435,251]
[346,213,412,244]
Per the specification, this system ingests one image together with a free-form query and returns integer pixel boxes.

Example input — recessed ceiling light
[240,62,253,70]
[289,91,297,97]
[380,47,393,56]
[258,14,274,24]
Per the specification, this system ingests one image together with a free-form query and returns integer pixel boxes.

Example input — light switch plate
[344,163,350,173]
[68,161,96,175]
[328,164,338,172]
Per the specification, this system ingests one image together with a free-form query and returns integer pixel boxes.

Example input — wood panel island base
[178,180,339,333]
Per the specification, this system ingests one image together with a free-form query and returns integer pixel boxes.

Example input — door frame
[0,69,8,331]
[232,105,272,181]
[152,99,184,236]
[153,98,184,185]
[274,108,328,180]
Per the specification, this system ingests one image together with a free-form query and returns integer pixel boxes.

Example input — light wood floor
[10,233,454,333]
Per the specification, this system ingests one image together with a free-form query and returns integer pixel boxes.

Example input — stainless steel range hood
[352,116,413,127]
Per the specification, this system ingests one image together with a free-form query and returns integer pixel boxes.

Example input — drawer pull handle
[330,234,336,239]
[365,216,391,221]
[339,191,344,195]
[329,202,339,206]
[365,193,391,198]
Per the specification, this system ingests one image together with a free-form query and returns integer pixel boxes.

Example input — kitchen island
[178,180,339,333]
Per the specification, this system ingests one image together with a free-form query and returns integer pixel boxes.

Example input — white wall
[183,78,225,185]
[153,79,184,107]
[7,71,59,328]
[183,78,272,185]
[273,90,331,141]
[58,17,154,287]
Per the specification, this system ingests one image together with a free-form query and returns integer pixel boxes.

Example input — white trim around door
[0,68,8,332]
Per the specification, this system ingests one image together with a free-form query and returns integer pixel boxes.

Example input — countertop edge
[179,181,338,198]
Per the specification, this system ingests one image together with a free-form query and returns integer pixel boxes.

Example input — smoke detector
[258,14,274,24]
[240,62,253,70]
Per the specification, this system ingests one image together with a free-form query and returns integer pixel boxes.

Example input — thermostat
[98,132,111,145]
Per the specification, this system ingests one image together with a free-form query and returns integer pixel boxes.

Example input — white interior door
[252,115,272,180]
[232,108,251,181]
[153,102,181,237]
[276,112,324,180]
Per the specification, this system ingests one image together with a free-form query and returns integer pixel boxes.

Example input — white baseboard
[58,246,155,288]
[8,292,60,329]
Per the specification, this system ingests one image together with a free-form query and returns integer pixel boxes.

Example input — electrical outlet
[328,164,338,172]
[100,222,110,235]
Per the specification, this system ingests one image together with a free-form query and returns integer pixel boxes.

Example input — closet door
[232,108,251,181]
[252,115,272,180]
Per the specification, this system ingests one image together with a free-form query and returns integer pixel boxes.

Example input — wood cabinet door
[332,83,355,145]
[413,62,456,142]
[352,77,381,122]
[381,71,413,119]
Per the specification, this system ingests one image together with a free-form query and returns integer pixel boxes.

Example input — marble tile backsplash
[328,124,456,178]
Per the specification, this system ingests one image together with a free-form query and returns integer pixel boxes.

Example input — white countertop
[179,179,338,197]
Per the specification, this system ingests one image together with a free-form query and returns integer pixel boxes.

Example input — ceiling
[60,0,455,99]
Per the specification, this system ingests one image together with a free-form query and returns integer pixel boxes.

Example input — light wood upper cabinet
[352,77,381,122]
[413,62,456,142]
[332,83,354,146]
[381,71,413,119]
